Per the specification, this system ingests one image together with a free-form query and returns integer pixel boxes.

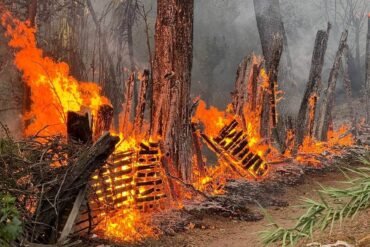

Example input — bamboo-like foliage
[260,153,370,246]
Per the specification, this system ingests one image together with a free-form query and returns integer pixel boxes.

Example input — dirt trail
[139,171,370,247]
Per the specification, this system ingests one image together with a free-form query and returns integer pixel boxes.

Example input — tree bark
[253,0,284,65]
[315,30,348,141]
[94,105,114,140]
[151,0,194,182]
[122,73,135,135]
[67,111,92,144]
[366,15,370,123]
[295,24,330,148]
[342,45,356,134]
[134,70,149,136]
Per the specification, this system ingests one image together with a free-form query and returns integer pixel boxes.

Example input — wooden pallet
[201,119,269,178]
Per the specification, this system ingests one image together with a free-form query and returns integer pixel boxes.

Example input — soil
[116,170,370,247]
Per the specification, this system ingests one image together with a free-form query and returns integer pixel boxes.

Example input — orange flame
[1,11,109,136]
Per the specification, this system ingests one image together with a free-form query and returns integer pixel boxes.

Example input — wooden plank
[58,187,87,243]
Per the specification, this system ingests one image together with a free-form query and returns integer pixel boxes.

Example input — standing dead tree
[316,30,349,141]
[342,44,356,132]
[134,70,149,136]
[151,0,194,182]
[295,24,331,148]
[366,14,370,123]
[253,0,285,152]
[231,55,262,130]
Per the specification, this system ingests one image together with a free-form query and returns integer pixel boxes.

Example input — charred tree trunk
[122,73,135,135]
[316,30,348,141]
[253,0,284,62]
[151,0,194,182]
[23,0,38,128]
[127,12,138,111]
[267,34,284,153]
[366,15,370,123]
[253,0,284,151]
[342,45,356,134]
[134,70,149,135]
[27,0,37,27]
[94,105,114,140]
[295,24,330,148]
[67,111,92,144]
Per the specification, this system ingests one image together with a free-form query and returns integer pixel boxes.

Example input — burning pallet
[90,141,168,212]
[200,119,269,178]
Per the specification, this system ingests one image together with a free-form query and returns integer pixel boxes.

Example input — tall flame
[1,11,109,136]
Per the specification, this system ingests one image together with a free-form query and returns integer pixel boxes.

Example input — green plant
[0,194,22,246]
[260,154,370,246]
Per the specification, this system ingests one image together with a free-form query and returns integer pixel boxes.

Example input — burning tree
[151,0,194,182]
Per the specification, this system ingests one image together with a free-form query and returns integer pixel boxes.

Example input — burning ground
[0,1,370,247]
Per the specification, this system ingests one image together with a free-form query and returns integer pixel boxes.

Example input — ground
[98,170,370,247]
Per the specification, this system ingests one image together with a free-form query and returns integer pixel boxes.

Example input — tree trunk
[253,0,284,63]
[23,0,38,129]
[295,24,330,148]
[67,111,92,144]
[127,15,138,111]
[342,45,356,134]
[315,30,348,141]
[151,0,194,182]
[366,15,370,123]
[94,105,114,140]
[134,70,149,136]
[122,73,135,135]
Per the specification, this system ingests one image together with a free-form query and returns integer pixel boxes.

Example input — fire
[96,209,157,242]
[192,100,233,137]
[296,124,354,164]
[1,11,109,136]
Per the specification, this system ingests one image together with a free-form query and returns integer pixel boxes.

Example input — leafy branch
[260,154,370,246]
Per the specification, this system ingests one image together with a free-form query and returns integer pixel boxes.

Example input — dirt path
[138,171,370,247]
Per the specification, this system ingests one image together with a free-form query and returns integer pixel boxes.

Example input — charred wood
[342,45,357,136]
[315,30,348,141]
[151,0,194,182]
[67,111,92,144]
[122,73,135,135]
[31,133,119,243]
[366,15,370,123]
[295,24,330,148]
[134,70,149,136]
[94,105,113,140]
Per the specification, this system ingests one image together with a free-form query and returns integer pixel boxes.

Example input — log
[67,111,92,144]
[31,133,119,243]
[366,14,370,123]
[295,24,330,149]
[94,105,113,140]
[134,70,150,135]
[315,30,348,141]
